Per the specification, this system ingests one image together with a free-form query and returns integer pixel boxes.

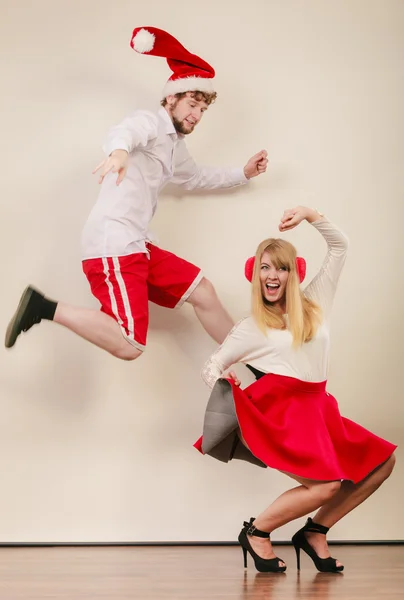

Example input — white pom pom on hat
[132,28,155,54]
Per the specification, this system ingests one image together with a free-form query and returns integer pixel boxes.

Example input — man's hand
[92,149,129,186]
[243,150,268,179]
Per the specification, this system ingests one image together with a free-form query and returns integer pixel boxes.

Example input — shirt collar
[158,107,184,140]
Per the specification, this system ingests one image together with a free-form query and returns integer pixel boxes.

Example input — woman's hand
[279,206,323,232]
[228,371,241,386]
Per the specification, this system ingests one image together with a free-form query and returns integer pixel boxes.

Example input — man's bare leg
[187,278,234,344]
[5,286,141,360]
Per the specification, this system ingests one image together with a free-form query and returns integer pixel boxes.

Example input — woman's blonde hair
[251,238,322,346]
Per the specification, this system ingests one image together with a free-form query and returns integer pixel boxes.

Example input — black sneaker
[5,286,45,348]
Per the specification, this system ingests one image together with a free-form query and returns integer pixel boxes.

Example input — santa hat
[130,27,215,99]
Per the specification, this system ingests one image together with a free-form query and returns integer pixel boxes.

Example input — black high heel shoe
[292,517,344,573]
[238,517,287,573]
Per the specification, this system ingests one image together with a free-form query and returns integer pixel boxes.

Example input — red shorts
[82,244,202,351]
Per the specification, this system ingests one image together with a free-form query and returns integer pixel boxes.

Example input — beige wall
[0,0,402,542]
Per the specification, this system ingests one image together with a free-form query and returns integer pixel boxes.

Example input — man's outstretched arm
[171,144,268,190]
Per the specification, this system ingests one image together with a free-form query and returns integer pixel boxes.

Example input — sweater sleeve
[303,218,349,319]
[201,318,263,388]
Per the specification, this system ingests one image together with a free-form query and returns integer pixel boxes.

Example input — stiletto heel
[242,546,248,569]
[238,517,287,573]
[291,517,344,573]
[294,544,301,571]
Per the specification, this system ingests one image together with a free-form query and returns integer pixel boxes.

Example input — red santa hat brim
[162,76,215,98]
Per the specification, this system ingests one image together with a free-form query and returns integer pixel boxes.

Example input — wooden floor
[0,545,403,599]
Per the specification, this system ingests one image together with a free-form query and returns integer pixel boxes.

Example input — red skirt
[194,373,396,483]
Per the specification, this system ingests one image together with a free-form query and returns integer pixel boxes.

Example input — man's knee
[113,343,143,361]
[187,277,216,308]
[387,452,396,471]
[379,453,396,482]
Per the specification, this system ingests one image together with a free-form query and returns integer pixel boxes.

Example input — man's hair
[161,90,217,107]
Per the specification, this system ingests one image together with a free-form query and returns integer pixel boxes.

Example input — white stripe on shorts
[102,257,145,351]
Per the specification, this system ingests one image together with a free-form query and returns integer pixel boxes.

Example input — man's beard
[172,115,194,135]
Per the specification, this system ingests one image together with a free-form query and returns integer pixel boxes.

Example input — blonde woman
[194,206,396,573]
